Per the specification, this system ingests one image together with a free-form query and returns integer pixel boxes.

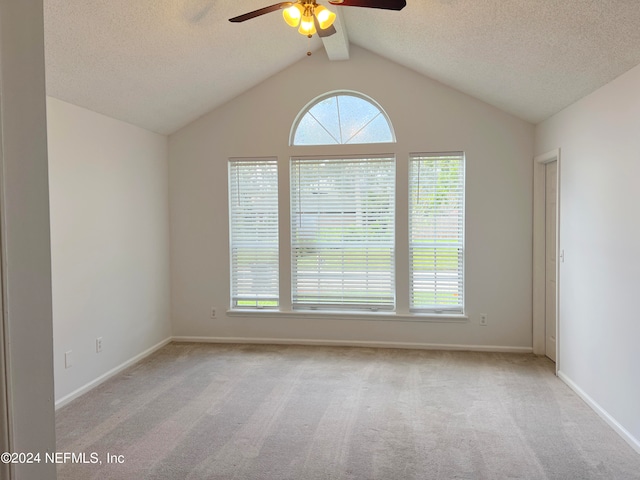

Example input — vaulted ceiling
[44,0,640,134]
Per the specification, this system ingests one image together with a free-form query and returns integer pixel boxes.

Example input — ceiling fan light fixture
[231,0,406,40]
[283,4,304,27]
[298,14,317,36]
[314,5,336,30]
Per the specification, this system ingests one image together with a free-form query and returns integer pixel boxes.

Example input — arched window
[228,89,465,317]
[290,91,396,146]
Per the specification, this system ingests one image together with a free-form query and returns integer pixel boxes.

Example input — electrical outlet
[210,307,217,319]
[65,350,73,369]
[96,337,103,353]
[480,313,488,326]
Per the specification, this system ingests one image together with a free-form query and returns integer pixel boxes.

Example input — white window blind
[409,153,465,313]
[228,158,279,308]
[291,156,395,311]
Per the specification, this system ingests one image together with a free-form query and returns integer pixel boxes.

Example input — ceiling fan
[229,0,406,38]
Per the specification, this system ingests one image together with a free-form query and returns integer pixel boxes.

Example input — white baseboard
[558,370,640,455]
[171,336,533,353]
[55,337,172,410]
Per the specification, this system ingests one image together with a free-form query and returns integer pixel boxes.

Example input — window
[409,153,465,313]
[228,158,279,308]
[291,156,395,311]
[228,91,466,317]
[291,92,395,146]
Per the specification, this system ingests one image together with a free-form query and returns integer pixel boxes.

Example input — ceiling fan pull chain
[307,34,312,56]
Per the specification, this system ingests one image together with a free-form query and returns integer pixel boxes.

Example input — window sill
[226,309,468,323]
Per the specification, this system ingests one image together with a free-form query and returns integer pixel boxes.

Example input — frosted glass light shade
[314,5,336,30]
[298,15,317,35]
[283,4,303,27]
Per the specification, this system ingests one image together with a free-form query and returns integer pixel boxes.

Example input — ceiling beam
[321,8,350,61]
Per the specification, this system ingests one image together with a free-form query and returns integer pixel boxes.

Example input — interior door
[545,161,557,362]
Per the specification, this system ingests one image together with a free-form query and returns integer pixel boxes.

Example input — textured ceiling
[44,0,640,134]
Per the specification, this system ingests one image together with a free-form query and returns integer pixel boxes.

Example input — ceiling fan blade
[313,15,337,38]
[328,0,406,10]
[229,2,294,23]
[318,24,337,37]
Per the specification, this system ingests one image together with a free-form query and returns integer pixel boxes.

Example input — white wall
[536,63,640,450]
[47,97,172,403]
[0,0,57,478]
[169,46,534,349]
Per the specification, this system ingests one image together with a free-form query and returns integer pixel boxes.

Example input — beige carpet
[55,343,640,479]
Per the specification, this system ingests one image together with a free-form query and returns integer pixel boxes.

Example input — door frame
[0,84,11,480]
[533,149,561,372]
[0,254,9,480]
[0,2,57,477]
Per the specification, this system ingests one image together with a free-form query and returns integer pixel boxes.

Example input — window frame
[227,90,467,321]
